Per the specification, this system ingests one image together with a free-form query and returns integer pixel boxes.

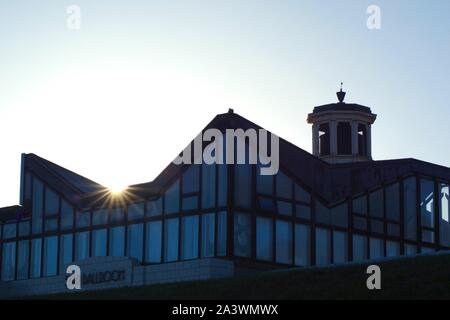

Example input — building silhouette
[0,88,449,297]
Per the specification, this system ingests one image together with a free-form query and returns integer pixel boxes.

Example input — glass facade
[1,160,449,283]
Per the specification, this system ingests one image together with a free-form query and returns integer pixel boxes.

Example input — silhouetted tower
[307,84,377,164]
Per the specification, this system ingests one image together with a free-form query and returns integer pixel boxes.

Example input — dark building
[0,89,449,297]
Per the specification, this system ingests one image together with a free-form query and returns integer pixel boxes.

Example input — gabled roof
[13,111,450,212]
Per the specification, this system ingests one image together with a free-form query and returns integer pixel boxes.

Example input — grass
[37,253,450,300]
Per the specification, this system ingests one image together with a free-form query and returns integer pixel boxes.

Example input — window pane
[76,211,90,229]
[75,231,90,261]
[18,221,30,237]
[45,187,59,216]
[404,177,417,241]
[1,242,16,281]
[202,163,216,209]
[234,164,251,208]
[45,218,58,232]
[61,200,74,231]
[111,207,125,224]
[201,213,215,258]
[353,196,367,215]
[181,215,199,260]
[234,212,251,257]
[17,240,29,280]
[217,164,227,207]
[386,241,400,257]
[386,183,400,221]
[371,220,384,234]
[333,231,348,264]
[276,171,292,199]
[93,209,108,225]
[296,205,311,220]
[422,230,435,243]
[420,179,435,228]
[217,211,227,256]
[352,234,367,262]
[109,226,125,257]
[165,180,180,214]
[369,189,384,218]
[60,234,73,271]
[277,200,292,216]
[276,220,292,264]
[32,178,43,234]
[3,223,16,240]
[43,236,58,276]
[146,221,162,263]
[295,224,310,266]
[182,196,199,211]
[369,238,384,260]
[353,216,367,231]
[315,228,331,266]
[30,238,42,278]
[405,244,417,256]
[128,203,145,221]
[127,223,144,262]
[295,184,310,203]
[256,165,273,195]
[256,217,273,261]
[316,201,331,225]
[387,223,400,237]
[92,229,107,257]
[183,165,200,194]
[164,218,179,262]
[440,184,450,246]
[147,198,162,217]
[258,197,275,212]
[331,203,348,227]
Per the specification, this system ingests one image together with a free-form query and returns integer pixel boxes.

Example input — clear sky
[0,0,449,207]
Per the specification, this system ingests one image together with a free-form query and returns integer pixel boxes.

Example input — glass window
[93,209,108,225]
[277,201,292,216]
[387,223,400,237]
[182,195,199,211]
[405,244,417,256]
[75,231,90,261]
[276,220,292,264]
[352,234,367,262]
[183,165,200,194]
[17,240,29,280]
[60,234,73,271]
[234,212,251,257]
[146,221,162,263]
[371,220,384,234]
[201,213,215,258]
[164,218,179,262]
[439,184,450,246]
[30,238,42,278]
[165,180,180,214]
[44,187,59,216]
[386,241,400,257]
[353,196,367,215]
[109,226,125,257]
[315,228,331,266]
[234,164,251,208]
[111,207,125,224]
[24,171,32,201]
[295,184,310,203]
[256,217,273,261]
[18,221,30,237]
[316,201,331,225]
[147,198,162,217]
[76,211,90,229]
[258,196,276,212]
[369,238,384,260]
[331,203,348,227]
[369,189,384,218]
[296,204,311,220]
[353,216,367,231]
[45,218,58,232]
[1,242,16,281]
[92,229,107,257]
[276,171,292,199]
[127,223,144,262]
[386,183,400,221]
[421,247,435,254]
[43,236,58,276]
[333,231,348,264]
[404,177,417,241]
[202,163,216,209]
[32,178,44,234]
[218,164,227,207]
[217,211,227,256]
[295,224,310,266]
[420,179,435,228]
[256,165,273,195]
[61,200,74,231]
[3,223,16,239]
[128,203,145,221]
[422,230,434,243]
[181,215,199,260]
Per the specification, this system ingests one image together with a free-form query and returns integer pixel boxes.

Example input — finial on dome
[337,82,346,103]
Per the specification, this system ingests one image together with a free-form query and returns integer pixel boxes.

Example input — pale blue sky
[0,0,449,207]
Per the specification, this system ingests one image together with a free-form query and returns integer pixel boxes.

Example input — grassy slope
[39,254,450,300]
